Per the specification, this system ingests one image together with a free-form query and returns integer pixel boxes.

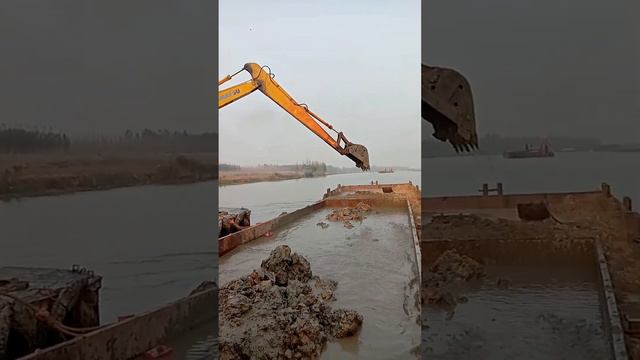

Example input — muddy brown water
[0,181,217,357]
[422,243,610,360]
[219,208,421,359]
[165,321,218,360]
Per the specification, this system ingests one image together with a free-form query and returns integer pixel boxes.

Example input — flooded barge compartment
[422,182,640,359]
[2,265,217,360]
[219,182,422,359]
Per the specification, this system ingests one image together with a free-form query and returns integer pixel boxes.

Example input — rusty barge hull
[15,286,217,360]
[219,182,422,257]
[421,183,640,360]
[219,182,422,359]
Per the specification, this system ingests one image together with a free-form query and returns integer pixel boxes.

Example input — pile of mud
[426,214,598,243]
[355,190,377,195]
[326,202,372,228]
[422,249,485,307]
[219,245,363,360]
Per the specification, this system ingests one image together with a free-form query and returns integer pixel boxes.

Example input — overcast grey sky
[0,1,216,137]
[423,0,640,143]
[219,0,420,168]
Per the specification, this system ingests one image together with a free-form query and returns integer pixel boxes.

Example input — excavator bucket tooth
[422,64,479,152]
[345,143,370,171]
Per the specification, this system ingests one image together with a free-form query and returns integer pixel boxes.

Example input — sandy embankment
[0,152,217,199]
[219,169,303,186]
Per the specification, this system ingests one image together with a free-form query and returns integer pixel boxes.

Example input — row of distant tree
[219,162,361,175]
[0,128,217,154]
[255,161,328,177]
[0,128,71,153]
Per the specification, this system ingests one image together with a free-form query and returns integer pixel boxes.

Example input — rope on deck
[0,291,105,338]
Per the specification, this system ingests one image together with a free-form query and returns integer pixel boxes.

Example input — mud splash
[219,245,363,360]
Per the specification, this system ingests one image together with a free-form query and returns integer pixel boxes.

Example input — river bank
[0,153,217,200]
[218,165,363,186]
[219,169,304,186]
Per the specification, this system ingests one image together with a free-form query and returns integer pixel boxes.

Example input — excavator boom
[218,63,370,171]
[422,64,479,152]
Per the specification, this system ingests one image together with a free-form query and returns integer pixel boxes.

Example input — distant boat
[378,168,394,173]
[503,143,554,159]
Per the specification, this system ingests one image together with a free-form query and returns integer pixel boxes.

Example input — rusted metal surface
[0,267,101,360]
[218,201,325,257]
[220,183,422,256]
[478,183,503,196]
[18,287,217,360]
[517,202,552,221]
[421,183,636,359]
[622,303,640,335]
[406,199,421,285]
[423,183,634,222]
[219,191,421,359]
[422,238,626,359]
[596,240,629,360]
[423,189,604,213]
[218,207,251,238]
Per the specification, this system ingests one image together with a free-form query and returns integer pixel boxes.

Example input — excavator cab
[422,64,479,152]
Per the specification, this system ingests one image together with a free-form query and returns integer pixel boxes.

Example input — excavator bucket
[422,64,479,152]
[345,143,370,171]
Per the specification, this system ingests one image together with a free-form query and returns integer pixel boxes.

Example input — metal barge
[0,266,217,360]
[218,182,422,359]
[503,143,555,158]
[422,183,640,359]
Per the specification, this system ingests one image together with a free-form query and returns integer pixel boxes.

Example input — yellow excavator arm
[219,63,370,171]
[422,64,479,152]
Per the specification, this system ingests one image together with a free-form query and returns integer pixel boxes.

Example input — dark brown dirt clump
[219,245,363,360]
[422,249,485,307]
[326,202,372,228]
[425,213,596,243]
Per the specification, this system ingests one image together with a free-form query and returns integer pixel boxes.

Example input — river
[0,181,216,323]
[221,153,639,225]
[219,170,421,223]
[422,152,640,205]
[1,151,636,355]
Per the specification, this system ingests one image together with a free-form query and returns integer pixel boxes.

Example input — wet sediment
[219,245,362,360]
[422,212,612,359]
[422,249,485,308]
[219,208,420,359]
[326,202,372,229]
